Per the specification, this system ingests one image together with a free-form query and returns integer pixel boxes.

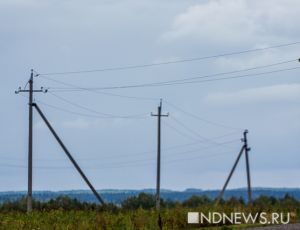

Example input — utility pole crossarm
[151,113,169,117]
[16,89,46,93]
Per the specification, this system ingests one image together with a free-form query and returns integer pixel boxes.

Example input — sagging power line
[43,65,300,91]
[1,136,239,162]
[41,76,159,101]
[164,100,243,131]
[37,41,300,76]
[48,91,149,118]
[0,148,238,170]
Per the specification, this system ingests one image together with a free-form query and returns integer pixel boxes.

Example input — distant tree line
[0,193,299,212]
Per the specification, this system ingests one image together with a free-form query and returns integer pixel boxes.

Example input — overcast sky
[1,0,300,192]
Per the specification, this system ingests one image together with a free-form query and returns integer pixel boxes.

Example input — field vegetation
[0,193,299,229]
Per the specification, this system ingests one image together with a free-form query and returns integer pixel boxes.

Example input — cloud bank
[162,0,300,45]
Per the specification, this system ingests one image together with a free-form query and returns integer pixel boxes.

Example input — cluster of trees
[0,193,299,212]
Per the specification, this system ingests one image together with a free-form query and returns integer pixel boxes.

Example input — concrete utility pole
[243,130,252,204]
[151,99,169,211]
[16,71,105,209]
[32,103,105,205]
[215,129,252,205]
[216,145,245,205]
[15,69,45,213]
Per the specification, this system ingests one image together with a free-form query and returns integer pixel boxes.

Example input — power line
[21,91,242,138]
[48,92,149,118]
[47,92,111,117]
[164,66,300,87]
[45,59,297,91]
[164,101,243,131]
[46,66,300,91]
[1,132,239,162]
[150,59,296,85]
[0,147,238,170]
[165,150,236,165]
[40,100,147,119]
[169,116,227,147]
[42,77,158,101]
[164,121,202,141]
[0,138,239,163]
[164,121,238,151]
[18,94,148,120]
[19,94,111,118]
[37,41,300,76]
[19,95,240,150]
[20,94,241,149]
[165,139,239,158]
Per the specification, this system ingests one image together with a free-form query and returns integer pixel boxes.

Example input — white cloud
[203,83,300,106]
[162,0,300,44]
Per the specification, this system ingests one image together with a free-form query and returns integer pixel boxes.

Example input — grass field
[0,209,296,230]
[0,194,298,229]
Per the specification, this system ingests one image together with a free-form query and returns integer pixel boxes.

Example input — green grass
[1,195,299,229]
[0,210,296,230]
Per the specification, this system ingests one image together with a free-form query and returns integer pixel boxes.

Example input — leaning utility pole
[215,129,252,205]
[32,103,105,205]
[151,99,169,212]
[15,69,46,213]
